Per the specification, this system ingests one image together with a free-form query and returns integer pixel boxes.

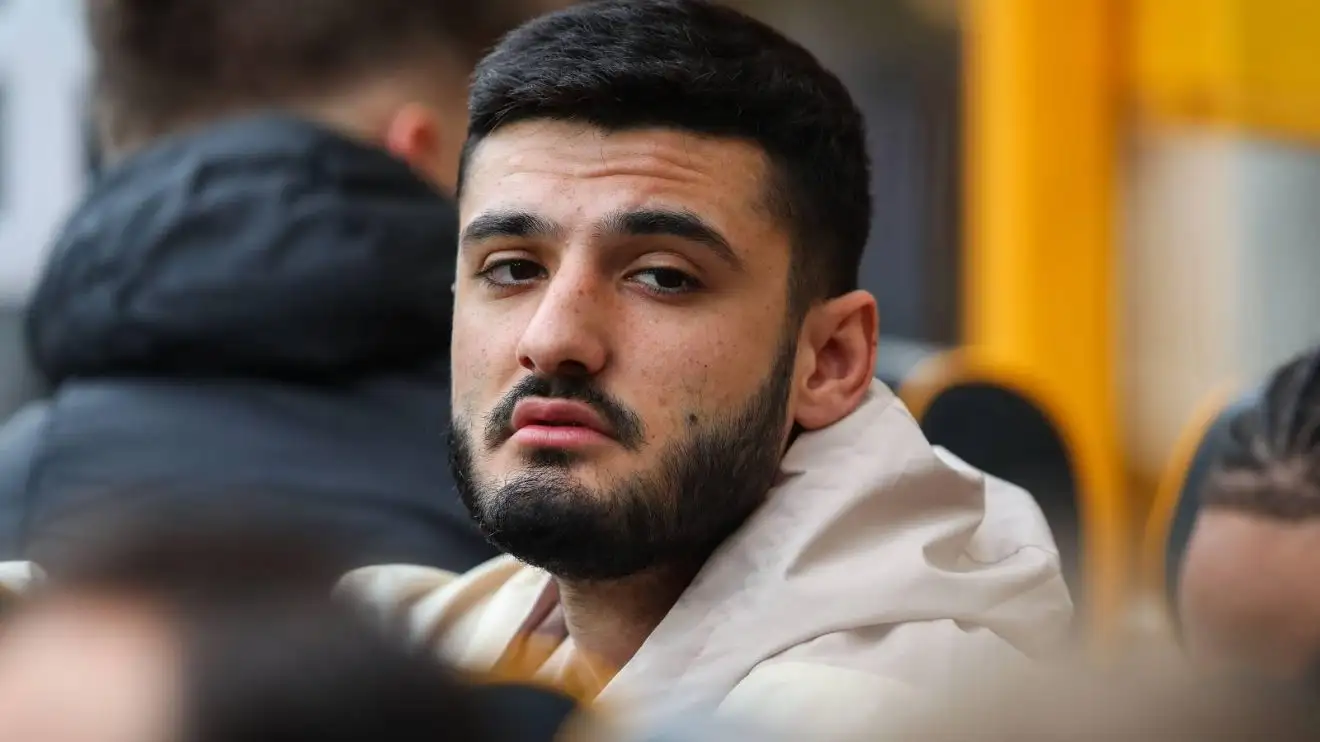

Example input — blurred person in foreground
[0,0,561,567]
[0,507,787,742]
[0,511,581,742]
[891,661,1320,742]
[344,0,1072,733]
[1179,347,1320,678]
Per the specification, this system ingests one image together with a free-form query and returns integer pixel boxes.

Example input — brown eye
[481,260,546,286]
[631,268,701,295]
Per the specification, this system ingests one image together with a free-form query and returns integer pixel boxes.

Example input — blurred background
[0,0,1316,640]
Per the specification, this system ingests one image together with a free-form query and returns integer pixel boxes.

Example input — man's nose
[515,265,610,378]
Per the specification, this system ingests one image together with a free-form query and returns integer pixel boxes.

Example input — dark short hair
[1205,348,1320,518]
[461,0,872,313]
[85,0,537,150]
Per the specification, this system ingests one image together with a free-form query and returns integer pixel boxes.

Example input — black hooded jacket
[0,115,497,568]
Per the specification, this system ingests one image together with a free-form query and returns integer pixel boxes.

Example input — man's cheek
[451,339,495,399]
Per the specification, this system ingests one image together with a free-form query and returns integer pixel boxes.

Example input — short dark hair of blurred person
[0,513,588,742]
[0,0,561,567]
[1180,347,1320,677]
[346,0,1070,733]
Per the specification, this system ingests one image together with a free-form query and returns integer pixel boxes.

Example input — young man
[344,0,1072,731]
[0,0,554,568]
[1180,347,1320,679]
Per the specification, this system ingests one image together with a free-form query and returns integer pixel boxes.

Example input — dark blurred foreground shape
[1,507,793,742]
[0,506,588,739]
[0,509,592,742]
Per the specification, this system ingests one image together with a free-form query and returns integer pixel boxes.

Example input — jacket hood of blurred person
[30,114,455,383]
[0,115,497,569]
[342,381,1073,735]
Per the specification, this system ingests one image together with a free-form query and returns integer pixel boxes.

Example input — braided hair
[1206,348,1320,518]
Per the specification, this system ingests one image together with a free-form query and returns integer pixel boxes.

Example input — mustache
[484,375,645,451]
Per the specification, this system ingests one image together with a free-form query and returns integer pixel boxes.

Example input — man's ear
[792,290,878,431]
[381,103,451,190]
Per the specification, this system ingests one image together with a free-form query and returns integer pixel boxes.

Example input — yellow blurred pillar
[962,0,1128,640]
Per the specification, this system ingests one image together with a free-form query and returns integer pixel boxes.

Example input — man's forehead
[460,121,773,210]
[465,120,770,167]
[457,122,790,260]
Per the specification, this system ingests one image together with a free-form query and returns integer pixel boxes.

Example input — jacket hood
[27,115,458,384]
[598,380,1073,713]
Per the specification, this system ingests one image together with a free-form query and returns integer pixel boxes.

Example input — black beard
[449,337,797,581]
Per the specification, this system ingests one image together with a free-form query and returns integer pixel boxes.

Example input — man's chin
[521,446,586,469]
[483,457,626,491]
[464,484,660,580]
[483,516,658,582]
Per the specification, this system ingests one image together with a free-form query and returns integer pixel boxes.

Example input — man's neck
[556,562,702,674]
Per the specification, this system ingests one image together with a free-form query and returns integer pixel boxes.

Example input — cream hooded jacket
[340,381,1072,734]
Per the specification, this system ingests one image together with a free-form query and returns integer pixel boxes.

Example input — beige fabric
[347,379,1073,729]
[0,561,39,606]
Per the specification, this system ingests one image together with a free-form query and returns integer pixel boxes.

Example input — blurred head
[449,0,877,580]
[1180,348,1320,677]
[0,590,179,742]
[0,514,490,742]
[85,0,553,190]
[899,662,1320,742]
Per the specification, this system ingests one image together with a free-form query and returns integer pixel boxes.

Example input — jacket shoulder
[720,618,1039,736]
[338,563,463,622]
[0,560,42,607]
[721,661,926,737]
[16,379,496,571]
[0,403,52,556]
[338,555,535,657]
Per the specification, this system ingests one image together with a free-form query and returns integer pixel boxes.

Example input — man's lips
[508,399,614,447]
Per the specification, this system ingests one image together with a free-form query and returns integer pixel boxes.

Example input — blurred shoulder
[0,561,42,606]
[338,555,541,656]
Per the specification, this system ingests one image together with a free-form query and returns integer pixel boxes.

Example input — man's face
[451,121,802,580]
[0,596,180,742]
[1179,510,1320,677]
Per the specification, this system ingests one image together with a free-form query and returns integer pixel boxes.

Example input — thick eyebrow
[460,211,563,248]
[599,208,743,270]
